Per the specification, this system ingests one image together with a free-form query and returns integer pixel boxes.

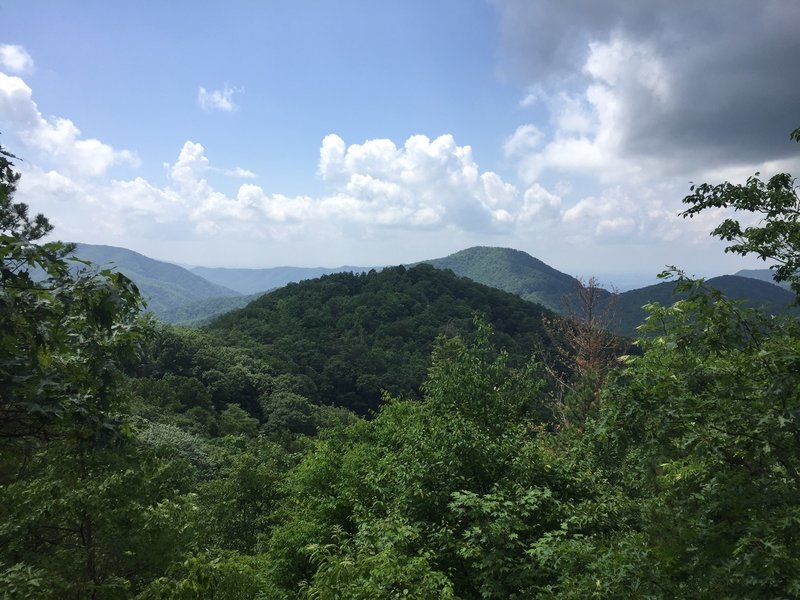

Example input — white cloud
[504,22,800,252]
[561,189,681,244]
[519,87,541,108]
[0,44,34,73]
[319,134,346,180]
[198,84,240,112]
[0,72,139,177]
[169,140,210,191]
[512,35,674,186]
[503,124,543,158]
[15,131,538,245]
[224,166,257,178]
[519,184,561,222]
[315,133,520,232]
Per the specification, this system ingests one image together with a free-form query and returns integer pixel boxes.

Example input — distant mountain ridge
[615,274,798,336]
[735,268,792,290]
[419,247,797,336]
[70,243,240,317]
[68,243,799,335]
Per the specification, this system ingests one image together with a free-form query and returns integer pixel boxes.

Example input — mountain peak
[420,246,582,312]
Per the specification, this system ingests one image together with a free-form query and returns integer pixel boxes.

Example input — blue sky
[1,0,799,285]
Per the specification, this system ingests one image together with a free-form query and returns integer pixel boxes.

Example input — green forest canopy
[1,131,799,598]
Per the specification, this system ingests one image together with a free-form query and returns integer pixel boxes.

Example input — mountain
[157,292,265,326]
[416,247,797,337]
[190,265,375,295]
[208,264,555,415]
[615,274,798,336]
[419,246,604,312]
[735,268,792,290]
[71,243,241,316]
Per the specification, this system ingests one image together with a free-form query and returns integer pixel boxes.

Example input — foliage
[136,551,271,600]
[0,140,200,598]
[542,276,627,428]
[0,438,199,598]
[614,274,799,336]
[681,133,800,298]
[263,322,588,598]
[561,273,800,597]
[209,264,555,414]
[194,437,291,553]
[0,144,143,444]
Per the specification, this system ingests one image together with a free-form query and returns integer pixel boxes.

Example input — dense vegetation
[2,130,800,598]
[208,265,555,415]
[157,292,263,327]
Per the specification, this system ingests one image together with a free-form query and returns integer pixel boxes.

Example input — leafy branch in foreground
[681,130,800,299]
[0,138,143,444]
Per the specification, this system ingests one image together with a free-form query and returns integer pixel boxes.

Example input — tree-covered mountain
[191,264,375,294]
[615,273,798,336]
[419,246,605,312]
[71,243,240,316]
[157,292,266,326]
[207,264,555,415]
[417,247,798,337]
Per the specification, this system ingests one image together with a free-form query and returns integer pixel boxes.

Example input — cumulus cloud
[317,133,525,231]
[493,1,800,253]
[519,184,561,223]
[198,84,240,112]
[178,133,533,235]
[495,0,800,172]
[16,130,562,246]
[561,188,681,244]
[0,44,34,73]
[0,72,139,177]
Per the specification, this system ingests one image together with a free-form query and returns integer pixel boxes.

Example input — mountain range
[70,244,241,315]
[69,243,797,334]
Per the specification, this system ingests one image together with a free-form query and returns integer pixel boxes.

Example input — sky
[1,0,799,286]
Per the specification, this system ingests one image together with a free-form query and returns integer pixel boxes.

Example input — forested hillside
[71,243,241,316]
[420,246,594,312]
[208,264,555,415]
[3,132,800,598]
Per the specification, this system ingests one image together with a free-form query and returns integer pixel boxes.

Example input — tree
[263,321,586,598]
[0,140,198,597]
[556,274,800,597]
[543,277,626,428]
[537,129,800,597]
[681,129,800,299]
[0,140,143,444]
